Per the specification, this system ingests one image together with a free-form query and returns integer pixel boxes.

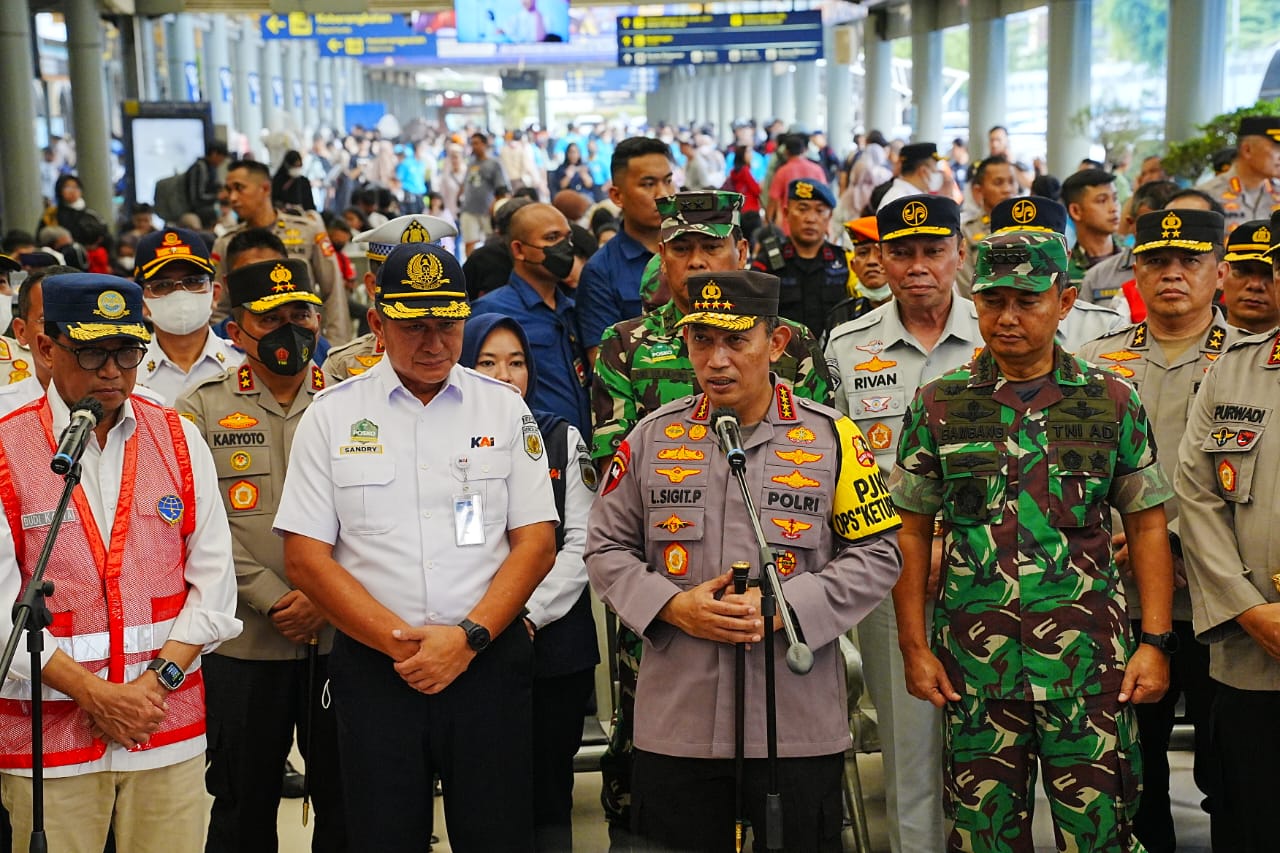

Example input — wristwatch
[1140,631,1180,654]
[146,658,186,691]
[459,619,491,652]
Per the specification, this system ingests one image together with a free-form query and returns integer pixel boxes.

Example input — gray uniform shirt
[585,386,901,759]
[1176,329,1280,690]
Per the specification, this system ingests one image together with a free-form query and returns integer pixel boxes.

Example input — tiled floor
[276,740,1212,851]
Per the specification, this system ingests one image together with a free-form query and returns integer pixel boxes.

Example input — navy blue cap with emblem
[876,195,962,242]
[990,195,1068,235]
[43,273,151,343]
[787,179,836,209]
[375,242,471,320]
[134,227,216,281]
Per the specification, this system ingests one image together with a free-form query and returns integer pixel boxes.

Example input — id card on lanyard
[453,454,486,546]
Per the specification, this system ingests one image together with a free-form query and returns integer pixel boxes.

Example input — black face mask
[538,238,576,281]
[244,323,316,376]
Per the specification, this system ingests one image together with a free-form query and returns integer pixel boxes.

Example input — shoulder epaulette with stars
[1204,325,1226,353]
[237,363,255,392]
[775,384,797,421]
[1268,331,1280,366]
[311,365,325,392]
[1130,322,1148,349]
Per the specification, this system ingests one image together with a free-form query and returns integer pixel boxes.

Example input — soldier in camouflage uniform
[322,215,458,385]
[588,189,832,840]
[891,230,1176,853]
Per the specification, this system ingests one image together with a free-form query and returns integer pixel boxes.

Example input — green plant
[1162,99,1280,182]
[1070,100,1159,164]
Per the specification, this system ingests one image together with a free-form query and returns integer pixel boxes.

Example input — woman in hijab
[460,313,599,853]
[271,149,316,211]
[38,173,108,247]
[839,142,892,221]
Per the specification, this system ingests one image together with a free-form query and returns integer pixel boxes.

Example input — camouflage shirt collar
[967,344,1084,389]
[654,299,686,335]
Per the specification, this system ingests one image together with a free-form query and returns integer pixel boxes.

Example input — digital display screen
[454,0,571,44]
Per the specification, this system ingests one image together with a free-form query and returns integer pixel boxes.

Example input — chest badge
[157,495,184,525]
[664,543,689,576]
[774,448,823,465]
[654,514,694,534]
[689,424,708,441]
[229,480,259,511]
[771,470,820,490]
[656,466,701,484]
[664,423,686,440]
[786,426,816,445]
[230,451,252,471]
[776,550,797,575]
[771,518,813,540]
[1218,460,1237,493]
[219,411,259,430]
[657,445,705,462]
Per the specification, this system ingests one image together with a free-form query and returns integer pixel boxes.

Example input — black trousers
[532,668,595,852]
[1130,620,1217,853]
[327,627,535,853]
[1207,682,1279,853]
[204,652,347,853]
[630,750,844,853]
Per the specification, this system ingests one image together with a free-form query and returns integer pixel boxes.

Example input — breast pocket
[939,447,1005,526]
[1202,426,1265,504]
[450,452,513,523]
[647,507,706,586]
[1048,443,1114,528]
[332,459,397,534]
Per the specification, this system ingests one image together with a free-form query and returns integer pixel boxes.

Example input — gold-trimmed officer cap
[1224,219,1272,264]
[43,273,151,344]
[674,270,779,332]
[843,216,880,245]
[354,214,460,263]
[228,258,322,314]
[657,191,743,243]
[1133,209,1225,255]
[134,227,216,281]
[971,231,1069,294]
[990,195,1068,235]
[876,195,962,242]
[375,241,470,320]
[1238,116,1280,145]
[1264,209,1280,258]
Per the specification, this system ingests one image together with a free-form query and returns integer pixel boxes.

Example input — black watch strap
[459,618,491,652]
[1140,630,1180,654]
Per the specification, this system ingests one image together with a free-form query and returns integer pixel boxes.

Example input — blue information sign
[248,71,261,106]
[261,13,415,41]
[616,11,823,67]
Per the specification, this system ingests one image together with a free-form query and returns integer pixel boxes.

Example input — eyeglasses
[142,275,211,298]
[52,339,147,371]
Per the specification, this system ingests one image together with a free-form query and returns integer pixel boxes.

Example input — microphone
[711,407,747,470]
[51,397,104,475]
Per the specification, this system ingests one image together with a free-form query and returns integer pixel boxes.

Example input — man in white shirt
[133,228,242,405]
[0,273,240,852]
[276,241,558,850]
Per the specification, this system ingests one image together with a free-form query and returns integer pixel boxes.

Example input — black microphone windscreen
[72,397,104,425]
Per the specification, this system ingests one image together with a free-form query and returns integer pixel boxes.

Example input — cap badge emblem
[269,263,296,292]
[1161,212,1182,238]
[1011,199,1037,224]
[794,182,814,199]
[902,200,928,226]
[402,251,448,291]
[402,220,430,243]
[95,291,127,320]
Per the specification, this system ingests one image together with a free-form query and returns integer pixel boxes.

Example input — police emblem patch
[867,423,892,451]
[1218,460,1237,493]
[770,518,813,540]
[350,419,379,443]
[689,425,708,441]
[786,426,816,445]
[776,550,797,576]
[523,423,544,460]
[229,480,259,511]
[157,494,184,525]
[601,440,631,496]
[851,434,876,467]
[230,451,252,471]
[664,423,686,440]
[664,542,689,576]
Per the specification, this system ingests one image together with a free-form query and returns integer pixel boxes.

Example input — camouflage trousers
[944,692,1145,853]
[600,622,643,827]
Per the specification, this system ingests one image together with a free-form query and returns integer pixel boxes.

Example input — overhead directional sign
[566,68,659,96]
[261,13,417,42]
[318,33,435,58]
[617,11,823,67]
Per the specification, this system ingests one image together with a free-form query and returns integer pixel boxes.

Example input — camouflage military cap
[675,270,779,332]
[638,254,663,304]
[375,242,470,320]
[1225,219,1272,264]
[971,231,1069,294]
[1133,208,1224,255]
[354,214,459,262]
[657,191,743,242]
[877,195,961,242]
[990,195,1067,235]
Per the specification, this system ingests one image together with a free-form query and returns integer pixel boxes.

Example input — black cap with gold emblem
[374,241,471,320]
[1267,210,1280,259]
[228,258,322,313]
[1238,116,1280,146]
[674,270,780,331]
[989,195,1068,236]
[1133,209,1225,255]
[876,195,962,242]
[1225,219,1272,264]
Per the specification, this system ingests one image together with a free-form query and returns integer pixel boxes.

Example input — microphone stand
[724,450,813,853]
[0,461,82,853]
[731,561,749,853]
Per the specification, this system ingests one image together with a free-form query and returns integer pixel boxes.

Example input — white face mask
[927,170,944,193]
[145,290,212,336]
[289,167,304,178]
[67,197,86,211]
[860,283,893,302]
[117,256,136,272]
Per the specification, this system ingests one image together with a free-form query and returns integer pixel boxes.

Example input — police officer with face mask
[176,257,346,852]
[473,202,591,434]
